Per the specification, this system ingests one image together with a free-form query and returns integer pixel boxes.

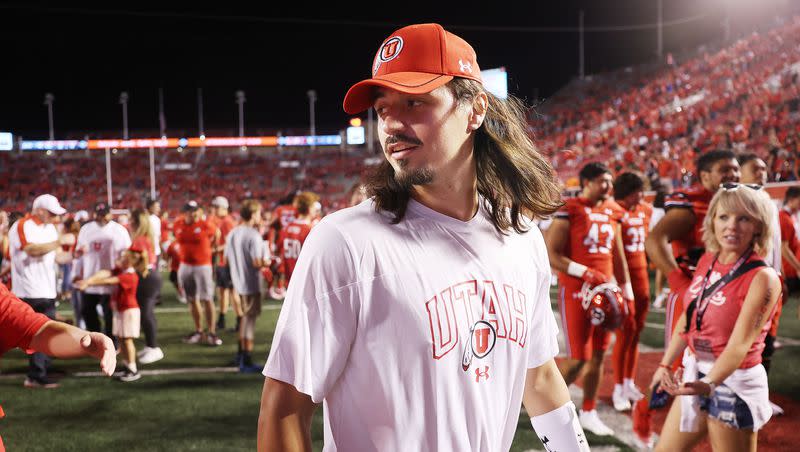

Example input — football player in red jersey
[265,193,298,299]
[646,150,740,347]
[546,162,634,436]
[609,172,653,413]
[276,192,320,285]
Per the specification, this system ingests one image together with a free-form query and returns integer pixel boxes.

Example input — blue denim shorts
[698,372,754,430]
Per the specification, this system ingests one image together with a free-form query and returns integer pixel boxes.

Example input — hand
[667,267,692,295]
[74,279,88,291]
[650,366,670,394]
[670,380,713,396]
[80,332,117,377]
[581,268,610,286]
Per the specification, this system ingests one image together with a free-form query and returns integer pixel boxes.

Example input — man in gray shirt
[225,199,268,372]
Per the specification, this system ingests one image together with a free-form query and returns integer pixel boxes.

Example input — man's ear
[468,91,488,131]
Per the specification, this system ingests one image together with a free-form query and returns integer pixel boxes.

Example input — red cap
[343,23,482,114]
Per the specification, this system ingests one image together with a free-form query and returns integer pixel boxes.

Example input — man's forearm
[23,241,60,257]
[645,234,678,275]
[29,321,91,358]
[522,359,572,417]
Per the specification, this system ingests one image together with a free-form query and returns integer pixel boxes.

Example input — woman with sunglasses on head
[649,182,781,452]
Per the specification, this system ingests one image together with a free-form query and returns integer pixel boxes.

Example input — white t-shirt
[77,221,132,295]
[8,216,59,299]
[149,214,162,257]
[263,198,559,452]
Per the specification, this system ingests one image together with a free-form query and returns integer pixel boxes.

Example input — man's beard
[393,164,435,190]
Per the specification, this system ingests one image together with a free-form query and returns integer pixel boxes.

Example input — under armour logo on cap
[458,59,472,73]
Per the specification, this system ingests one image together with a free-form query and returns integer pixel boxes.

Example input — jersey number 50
[282,238,302,259]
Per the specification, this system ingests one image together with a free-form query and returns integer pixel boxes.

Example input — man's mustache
[385,135,423,149]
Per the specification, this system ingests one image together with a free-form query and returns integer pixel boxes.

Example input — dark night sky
[1,1,794,140]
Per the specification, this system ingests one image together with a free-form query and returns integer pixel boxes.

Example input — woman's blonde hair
[702,185,774,257]
[125,249,149,278]
[130,208,154,244]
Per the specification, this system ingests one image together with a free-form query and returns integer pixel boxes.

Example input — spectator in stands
[7,194,74,388]
[208,195,239,332]
[224,199,268,372]
[76,202,132,342]
[651,183,780,452]
[174,201,222,346]
[130,209,164,364]
[0,282,116,447]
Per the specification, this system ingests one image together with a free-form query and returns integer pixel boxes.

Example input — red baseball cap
[343,23,482,114]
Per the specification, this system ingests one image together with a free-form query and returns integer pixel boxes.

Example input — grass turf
[0,272,797,451]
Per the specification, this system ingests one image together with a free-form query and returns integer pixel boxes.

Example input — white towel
[679,350,702,432]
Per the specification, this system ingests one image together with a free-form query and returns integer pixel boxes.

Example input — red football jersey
[779,208,800,278]
[277,220,313,283]
[618,201,653,270]
[663,185,713,267]
[554,197,622,280]
[274,205,298,229]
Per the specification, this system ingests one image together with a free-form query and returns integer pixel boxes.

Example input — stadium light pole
[158,87,166,139]
[43,93,55,141]
[307,89,317,150]
[235,90,246,138]
[657,0,663,58]
[105,148,113,206]
[120,91,129,140]
[578,10,585,80]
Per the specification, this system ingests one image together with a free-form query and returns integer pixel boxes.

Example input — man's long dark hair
[364,78,562,234]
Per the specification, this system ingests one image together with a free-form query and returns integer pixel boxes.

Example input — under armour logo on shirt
[474,366,490,382]
[459,59,472,73]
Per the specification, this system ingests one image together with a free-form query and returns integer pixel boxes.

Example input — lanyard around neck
[694,248,752,332]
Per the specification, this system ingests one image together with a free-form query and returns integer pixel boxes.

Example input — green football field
[0,273,797,451]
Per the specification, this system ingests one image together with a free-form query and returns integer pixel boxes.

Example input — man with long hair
[258,23,588,452]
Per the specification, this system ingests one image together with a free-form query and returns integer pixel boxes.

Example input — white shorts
[113,308,141,338]
[178,264,215,301]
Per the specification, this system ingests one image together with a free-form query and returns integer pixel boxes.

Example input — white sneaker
[579,409,615,436]
[613,385,632,411]
[652,290,668,309]
[625,381,645,402]
[770,400,784,416]
[178,295,187,304]
[138,347,164,365]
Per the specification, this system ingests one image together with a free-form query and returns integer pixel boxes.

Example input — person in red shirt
[208,196,240,332]
[546,162,634,436]
[0,282,116,448]
[266,193,298,300]
[610,173,653,417]
[646,150,740,347]
[130,209,164,365]
[76,245,148,382]
[651,184,781,451]
[779,187,800,291]
[276,192,320,286]
[173,201,222,346]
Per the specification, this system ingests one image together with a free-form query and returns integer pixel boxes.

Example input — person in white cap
[259,23,588,452]
[7,193,74,388]
[208,195,240,332]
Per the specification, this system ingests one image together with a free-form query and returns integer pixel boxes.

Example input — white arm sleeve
[530,401,590,452]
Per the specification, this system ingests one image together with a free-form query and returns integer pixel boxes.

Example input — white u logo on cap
[459,59,472,73]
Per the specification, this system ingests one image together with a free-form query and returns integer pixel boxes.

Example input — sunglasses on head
[720,182,763,191]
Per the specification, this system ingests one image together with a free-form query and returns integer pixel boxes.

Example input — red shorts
[558,278,611,360]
